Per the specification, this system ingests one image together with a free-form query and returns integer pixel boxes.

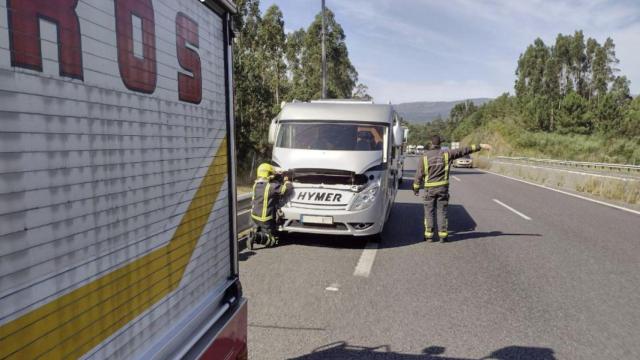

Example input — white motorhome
[268,100,405,238]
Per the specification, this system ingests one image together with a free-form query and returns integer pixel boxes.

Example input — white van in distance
[268,100,406,238]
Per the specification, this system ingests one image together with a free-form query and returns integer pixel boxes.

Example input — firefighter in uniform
[250,163,292,248]
[413,135,491,242]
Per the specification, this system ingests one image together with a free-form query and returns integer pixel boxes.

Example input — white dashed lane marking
[493,198,532,221]
[325,283,340,292]
[452,176,461,182]
[353,242,379,277]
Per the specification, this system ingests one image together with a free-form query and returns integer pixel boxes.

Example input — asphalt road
[239,156,640,360]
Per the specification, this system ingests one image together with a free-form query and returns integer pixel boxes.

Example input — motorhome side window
[276,122,387,151]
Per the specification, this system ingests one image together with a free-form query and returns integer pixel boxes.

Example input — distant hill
[395,98,492,124]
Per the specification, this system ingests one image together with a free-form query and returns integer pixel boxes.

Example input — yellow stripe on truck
[0,139,228,360]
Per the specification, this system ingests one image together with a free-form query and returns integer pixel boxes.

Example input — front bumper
[280,199,385,236]
[454,162,473,168]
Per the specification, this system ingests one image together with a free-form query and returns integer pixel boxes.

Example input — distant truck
[268,100,406,238]
[0,1,247,359]
[416,145,425,154]
[407,144,417,154]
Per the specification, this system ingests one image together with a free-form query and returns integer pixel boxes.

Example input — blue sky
[259,0,640,103]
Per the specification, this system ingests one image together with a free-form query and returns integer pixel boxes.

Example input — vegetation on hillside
[232,0,367,179]
[395,98,491,124]
[408,31,640,164]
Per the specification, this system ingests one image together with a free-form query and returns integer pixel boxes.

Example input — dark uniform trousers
[423,186,449,239]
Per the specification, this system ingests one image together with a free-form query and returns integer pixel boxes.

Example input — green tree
[285,28,305,101]
[407,123,428,146]
[515,38,552,130]
[543,55,561,130]
[449,100,477,125]
[570,30,587,96]
[583,37,598,99]
[427,31,636,164]
[515,38,549,99]
[557,91,592,134]
[291,8,358,100]
[352,83,372,100]
[233,0,273,161]
[621,96,640,137]
[594,76,632,132]
[258,5,287,108]
[554,33,574,95]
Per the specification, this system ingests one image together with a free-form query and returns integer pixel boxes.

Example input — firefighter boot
[265,233,279,248]
[438,231,448,243]
[424,228,434,243]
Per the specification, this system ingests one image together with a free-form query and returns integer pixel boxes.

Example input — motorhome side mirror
[393,124,404,147]
[268,120,278,145]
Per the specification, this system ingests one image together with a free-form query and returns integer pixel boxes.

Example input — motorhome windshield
[276,122,387,151]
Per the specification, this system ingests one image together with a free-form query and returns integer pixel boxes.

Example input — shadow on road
[238,250,256,261]
[448,204,477,232]
[381,202,479,248]
[262,194,537,250]
[448,231,542,243]
[289,342,556,360]
[276,233,369,249]
[380,201,424,248]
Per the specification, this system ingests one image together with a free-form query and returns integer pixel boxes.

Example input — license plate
[301,215,333,225]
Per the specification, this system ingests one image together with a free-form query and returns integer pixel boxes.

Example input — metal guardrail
[237,193,254,236]
[495,156,640,173]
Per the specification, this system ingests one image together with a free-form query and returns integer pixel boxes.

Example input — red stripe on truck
[200,301,248,360]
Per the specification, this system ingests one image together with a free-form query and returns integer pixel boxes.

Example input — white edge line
[353,242,379,277]
[493,198,532,220]
[480,169,640,216]
[452,176,461,182]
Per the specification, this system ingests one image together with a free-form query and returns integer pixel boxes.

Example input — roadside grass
[476,156,640,206]
[463,118,640,164]
[466,117,640,204]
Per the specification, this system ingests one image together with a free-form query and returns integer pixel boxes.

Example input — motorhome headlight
[350,183,380,211]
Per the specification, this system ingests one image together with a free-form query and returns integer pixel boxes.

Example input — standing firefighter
[250,163,293,248]
[413,135,492,242]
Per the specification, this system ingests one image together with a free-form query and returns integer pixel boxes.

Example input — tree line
[232,0,367,169]
[515,30,632,134]
[407,30,639,149]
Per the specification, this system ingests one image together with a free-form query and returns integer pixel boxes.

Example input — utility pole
[321,0,327,99]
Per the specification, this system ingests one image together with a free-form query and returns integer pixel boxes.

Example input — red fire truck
[0,0,246,359]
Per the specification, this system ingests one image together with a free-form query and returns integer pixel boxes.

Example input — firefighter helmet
[257,163,275,178]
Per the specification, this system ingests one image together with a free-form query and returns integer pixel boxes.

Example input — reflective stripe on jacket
[413,144,481,190]
[251,178,292,222]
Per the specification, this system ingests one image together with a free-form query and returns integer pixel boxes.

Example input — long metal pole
[321,0,327,99]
